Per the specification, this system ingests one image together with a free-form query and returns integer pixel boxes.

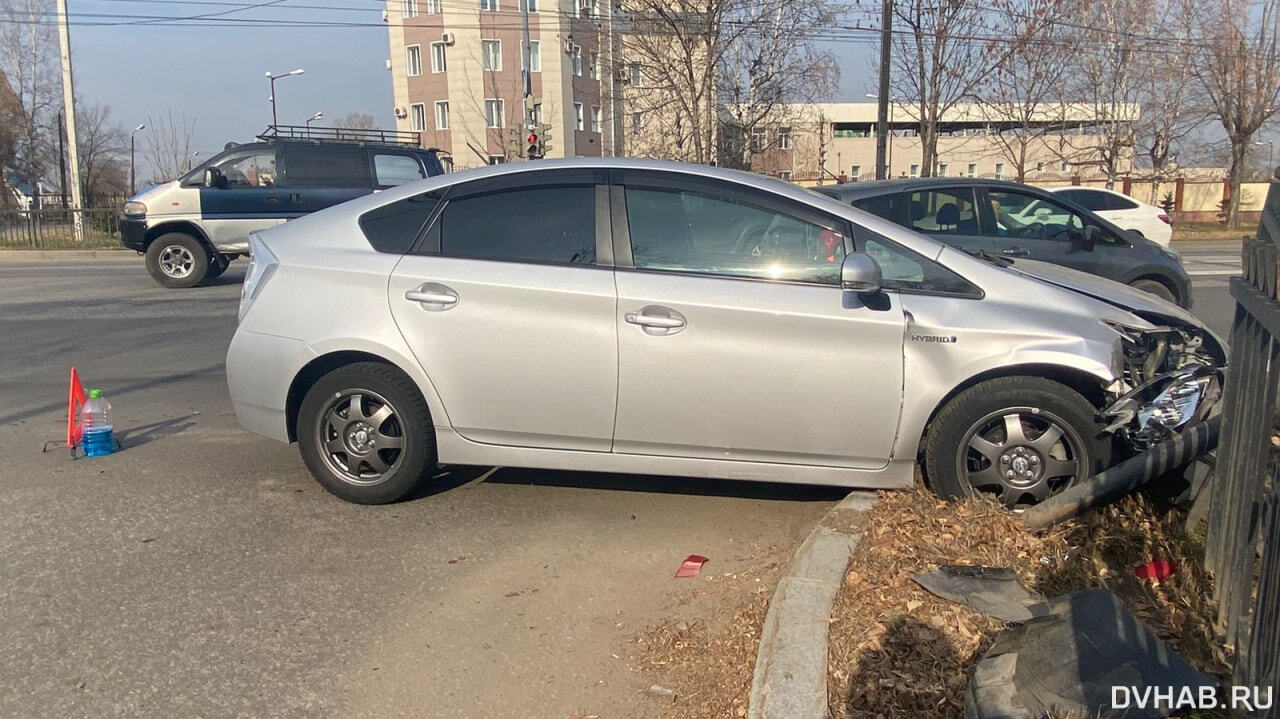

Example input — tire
[297,362,436,504]
[1130,278,1177,305]
[145,232,209,288]
[205,253,231,280]
[924,377,1112,509]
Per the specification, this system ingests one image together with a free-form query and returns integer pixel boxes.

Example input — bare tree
[76,101,127,206]
[1135,0,1202,202]
[141,111,196,183]
[335,112,376,130]
[1191,0,1280,227]
[0,0,59,204]
[0,69,24,208]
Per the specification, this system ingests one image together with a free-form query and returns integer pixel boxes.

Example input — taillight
[1158,214,1171,225]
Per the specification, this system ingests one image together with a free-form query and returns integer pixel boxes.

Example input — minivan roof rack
[257,124,424,148]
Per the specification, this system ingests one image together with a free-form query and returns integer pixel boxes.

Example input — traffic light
[503,127,523,158]
[526,131,540,159]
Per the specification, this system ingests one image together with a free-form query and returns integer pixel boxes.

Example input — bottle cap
[88,389,102,398]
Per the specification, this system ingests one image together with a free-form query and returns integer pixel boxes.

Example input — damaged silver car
[226,158,1226,506]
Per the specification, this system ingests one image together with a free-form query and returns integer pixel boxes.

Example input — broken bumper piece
[1103,364,1221,450]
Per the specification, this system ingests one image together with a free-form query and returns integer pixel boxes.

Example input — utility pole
[57,111,68,209]
[57,0,84,240]
[817,113,827,185]
[874,0,892,179]
[520,0,534,157]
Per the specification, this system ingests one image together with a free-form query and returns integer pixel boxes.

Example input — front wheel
[1129,278,1177,305]
[145,232,209,288]
[924,377,1112,509]
[297,362,436,504]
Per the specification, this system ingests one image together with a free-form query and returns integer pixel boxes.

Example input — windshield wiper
[974,250,1014,267]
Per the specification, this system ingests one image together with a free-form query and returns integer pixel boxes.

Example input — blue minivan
[121,126,446,288]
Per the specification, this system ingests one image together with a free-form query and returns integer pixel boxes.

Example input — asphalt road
[0,258,842,718]
[0,244,1241,718]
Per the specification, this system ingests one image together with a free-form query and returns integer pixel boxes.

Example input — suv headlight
[239,234,279,322]
[122,201,146,217]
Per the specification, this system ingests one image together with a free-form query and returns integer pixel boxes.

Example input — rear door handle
[405,283,459,311]
[624,306,686,335]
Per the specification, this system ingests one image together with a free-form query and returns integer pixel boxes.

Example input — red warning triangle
[66,367,87,449]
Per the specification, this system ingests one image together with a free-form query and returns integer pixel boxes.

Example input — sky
[66,0,876,168]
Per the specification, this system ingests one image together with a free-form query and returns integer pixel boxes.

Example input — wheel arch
[286,350,423,443]
[144,221,213,251]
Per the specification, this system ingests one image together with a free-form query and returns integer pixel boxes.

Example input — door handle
[265,195,279,203]
[405,283,459,311]
[624,306,686,334]
[999,247,1029,257]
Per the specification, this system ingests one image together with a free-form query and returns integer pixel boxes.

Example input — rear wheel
[1130,278,1177,304]
[924,377,1111,509]
[145,232,209,288]
[297,362,436,504]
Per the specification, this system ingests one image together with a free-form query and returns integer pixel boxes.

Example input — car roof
[815,176,1053,199]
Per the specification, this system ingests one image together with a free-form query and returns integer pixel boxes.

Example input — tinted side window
[374,154,426,187]
[626,186,845,285]
[904,188,978,234]
[360,192,442,254]
[851,194,899,222]
[1058,189,1107,211]
[284,145,371,188]
[854,227,981,297]
[1106,193,1138,211]
[437,186,596,264]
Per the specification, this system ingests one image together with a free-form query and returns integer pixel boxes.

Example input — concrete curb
[748,491,877,719]
[0,249,133,261]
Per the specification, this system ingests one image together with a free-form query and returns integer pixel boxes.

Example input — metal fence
[0,208,122,249]
[1205,169,1280,713]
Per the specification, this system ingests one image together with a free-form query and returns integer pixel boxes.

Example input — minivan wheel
[145,232,209,288]
[1129,278,1177,305]
[297,362,436,504]
[924,377,1111,509]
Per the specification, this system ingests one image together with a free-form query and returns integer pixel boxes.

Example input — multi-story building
[742,102,1139,185]
[386,0,621,168]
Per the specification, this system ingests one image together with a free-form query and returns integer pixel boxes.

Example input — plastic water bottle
[82,389,115,457]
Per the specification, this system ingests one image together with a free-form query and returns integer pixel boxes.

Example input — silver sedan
[226,158,1225,506]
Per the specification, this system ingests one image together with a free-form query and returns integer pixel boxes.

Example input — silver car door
[387,174,618,452]
[609,175,906,469]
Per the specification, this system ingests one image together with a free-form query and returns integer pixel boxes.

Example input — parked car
[121,126,446,288]
[816,178,1191,307]
[227,159,1224,507]
[1049,186,1173,247]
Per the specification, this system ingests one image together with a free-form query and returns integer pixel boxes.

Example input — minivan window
[214,148,278,187]
[625,186,845,284]
[905,188,978,234]
[284,145,371,188]
[359,192,443,254]
[374,154,426,187]
[436,185,596,264]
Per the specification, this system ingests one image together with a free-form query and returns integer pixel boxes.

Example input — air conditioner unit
[615,67,629,83]
[393,107,408,119]
[441,32,456,45]
[381,9,388,21]
[564,39,574,54]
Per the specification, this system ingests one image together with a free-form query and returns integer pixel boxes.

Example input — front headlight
[239,234,279,322]
[122,201,147,217]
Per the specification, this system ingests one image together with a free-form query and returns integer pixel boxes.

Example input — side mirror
[841,252,883,293]
[204,167,226,189]
[1078,225,1099,252]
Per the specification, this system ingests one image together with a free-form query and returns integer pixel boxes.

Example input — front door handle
[405,283,459,311]
[624,306,686,335]
[999,247,1029,257]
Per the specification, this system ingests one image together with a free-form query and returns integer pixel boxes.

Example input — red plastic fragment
[675,554,709,578]
[1134,559,1176,582]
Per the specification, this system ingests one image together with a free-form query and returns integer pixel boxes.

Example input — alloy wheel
[956,407,1087,508]
[158,244,196,279]
[315,390,407,486]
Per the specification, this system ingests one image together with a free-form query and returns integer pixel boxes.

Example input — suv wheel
[145,232,209,288]
[924,377,1111,509]
[1129,278,1177,305]
[297,362,436,504]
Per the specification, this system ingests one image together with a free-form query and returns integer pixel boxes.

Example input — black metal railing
[0,208,123,249]
[1205,168,1280,713]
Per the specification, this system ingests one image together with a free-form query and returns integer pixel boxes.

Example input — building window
[574,102,584,131]
[1061,160,1071,172]
[434,101,449,130]
[850,165,861,181]
[750,128,766,152]
[525,40,541,72]
[967,163,977,178]
[427,0,441,12]
[430,42,446,73]
[488,155,505,165]
[777,126,791,150]
[779,170,792,181]
[590,51,600,80]
[629,63,643,86]
[406,45,422,76]
[578,0,595,18]
[409,103,426,132]
[631,111,643,134]
[1035,161,1044,173]
[591,105,602,133]
[570,44,582,76]
[482,39,502,71]
[519,0,537,10]
[480,0,497,10]
[995,162,1005,180]
[937,163,948,177]
[909,164,920,178]
[403,0,418,17]
[485,98,505,128]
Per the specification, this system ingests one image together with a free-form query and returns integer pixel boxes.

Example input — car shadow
[116,413,199,449]
[475,465,851,502]
[202,267,247,287]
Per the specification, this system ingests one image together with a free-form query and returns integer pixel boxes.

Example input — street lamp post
[306,111,323,137]
[1256,140,1275,174]
[130,123,145,195]
[266,68,305,128]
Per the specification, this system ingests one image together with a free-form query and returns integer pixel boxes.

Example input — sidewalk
[0,249,134,261]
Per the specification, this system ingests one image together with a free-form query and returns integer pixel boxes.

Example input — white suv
[227,159,1223,505]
